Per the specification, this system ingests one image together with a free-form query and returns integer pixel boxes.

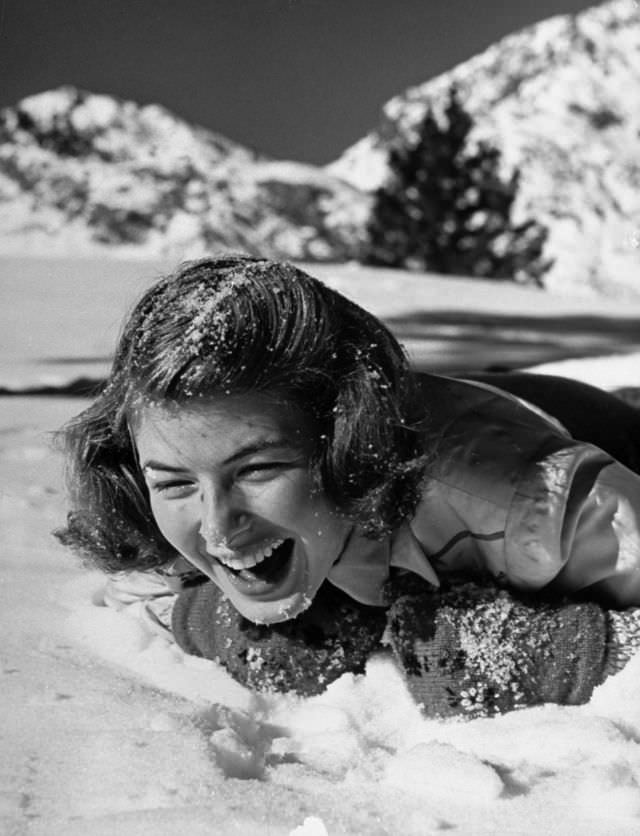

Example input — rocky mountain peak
[1,86,251,167]
[0,87,368,261]
[1,0,638,298]
[329,0,640,297]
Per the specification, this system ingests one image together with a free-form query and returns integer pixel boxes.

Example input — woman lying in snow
[55,255,640,718]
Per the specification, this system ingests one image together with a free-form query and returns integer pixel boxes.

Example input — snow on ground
[529,352,640,391]
[3,256,640,391]
[2,257,640,835]
[4,395,640,836]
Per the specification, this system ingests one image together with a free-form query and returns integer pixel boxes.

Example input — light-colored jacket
[105,376,640,622]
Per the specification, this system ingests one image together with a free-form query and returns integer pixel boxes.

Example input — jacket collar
[327,522,440,606]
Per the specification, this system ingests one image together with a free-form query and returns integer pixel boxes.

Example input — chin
[204,538,323,624]
[231,589,314,625]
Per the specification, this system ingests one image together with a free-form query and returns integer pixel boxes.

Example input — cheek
[148,499,193,547]
[262,473,318,521]
[268,477,335,534]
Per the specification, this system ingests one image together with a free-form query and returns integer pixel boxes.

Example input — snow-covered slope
[0,87,369,261]
[4,372,640,835]
[329,0,640,299]
[3,253,640,833]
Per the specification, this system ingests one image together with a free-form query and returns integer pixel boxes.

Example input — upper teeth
[210,538,286,571]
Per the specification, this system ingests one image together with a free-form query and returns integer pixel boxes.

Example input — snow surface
[3,257,640,835]
[529,352,640,391]
[3,256,640,392]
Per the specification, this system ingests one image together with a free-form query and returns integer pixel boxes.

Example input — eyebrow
[141,438,301,472]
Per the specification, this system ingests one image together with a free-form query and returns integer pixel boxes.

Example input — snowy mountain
[1,0,639,297]
[330,0,640,298]
[0,87,369,261]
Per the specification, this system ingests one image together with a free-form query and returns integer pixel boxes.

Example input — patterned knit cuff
[386,584,608,718]
[604,607,640,678]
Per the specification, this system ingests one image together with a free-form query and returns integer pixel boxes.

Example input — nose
[199,484,250,549]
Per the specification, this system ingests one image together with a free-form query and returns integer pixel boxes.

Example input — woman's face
[133,393,353,624]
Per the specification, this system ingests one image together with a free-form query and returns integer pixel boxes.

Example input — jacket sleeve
[103,557,202,638]
[504,442,640,607]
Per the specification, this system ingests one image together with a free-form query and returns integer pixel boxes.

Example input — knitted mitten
[384,583,610,718]
[171,577,640,713]
[604,606,640,678]
[171,580,387,696]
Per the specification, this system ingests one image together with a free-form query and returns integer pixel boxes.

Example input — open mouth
[218,538,295,587]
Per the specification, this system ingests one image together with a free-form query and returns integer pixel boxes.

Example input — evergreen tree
[363,87,551,286]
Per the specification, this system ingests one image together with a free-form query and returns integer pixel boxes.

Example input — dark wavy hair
[55,255,427,573]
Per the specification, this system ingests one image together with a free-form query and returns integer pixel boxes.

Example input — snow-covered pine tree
[363,86,552,286]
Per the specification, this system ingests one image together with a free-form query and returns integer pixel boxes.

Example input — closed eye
[237,460,300,481]
[149,478,196,496]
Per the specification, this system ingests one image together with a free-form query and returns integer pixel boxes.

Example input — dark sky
[0,0,599,163]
